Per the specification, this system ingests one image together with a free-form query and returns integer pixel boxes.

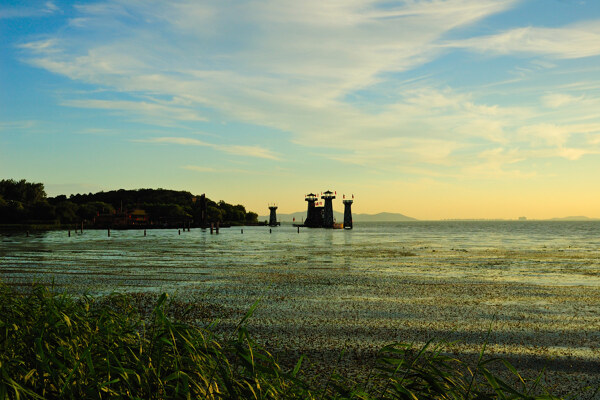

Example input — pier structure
[304,193,323,228]
[343,195,353,230]
[268,205,280,227]
[321,190,336,228]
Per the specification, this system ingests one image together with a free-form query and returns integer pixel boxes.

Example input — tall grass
[0,284,582,399]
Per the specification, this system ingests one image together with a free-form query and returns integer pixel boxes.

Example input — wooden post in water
[81,221,84,234]
[68,229,71,237]
[297,226,300,233]
[144,229,147,237]
[269,228,272,234]
[210,223,214,234]
[26,231,29,237]
[241,229,243,234]
[216,221,219,234]
[178,229,181,235]
[108,228,111,237]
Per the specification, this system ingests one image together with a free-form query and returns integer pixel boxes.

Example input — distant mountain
[547,216,600,221]
[258,212,600,222]
[354,212,417,222]
[259,210,417,222]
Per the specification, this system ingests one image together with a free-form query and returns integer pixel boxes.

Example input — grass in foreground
[0,284,590,399]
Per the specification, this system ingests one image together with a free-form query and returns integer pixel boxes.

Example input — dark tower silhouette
[268,205,278,227]
[192,194,208,227]
[304,193,319,227]
[199,194,207,227]
[343,195,353,230]
[321,190,336,228]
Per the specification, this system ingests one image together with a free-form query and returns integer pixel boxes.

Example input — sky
[2,0,600,219]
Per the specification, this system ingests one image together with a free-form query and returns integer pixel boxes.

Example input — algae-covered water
[1,221,599,392]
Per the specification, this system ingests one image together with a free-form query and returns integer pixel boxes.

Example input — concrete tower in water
[343,195,353,229]
[268,205,279,227]
[321,190,336,228]
[304,193,319,227]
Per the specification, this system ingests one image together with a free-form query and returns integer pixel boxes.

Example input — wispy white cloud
[463,147,536,179]
[446,21,600,59]
[556,147,600,160]
[62,99,207,124]
[45,2,59,13]
[137,137,280,160]
[18,39,60,53]
[139,137,210,146]
[518,123,573,147]
[541,93,584,108]
[0,120,37,131]
[1,1,60,19]
[217,145,280,160]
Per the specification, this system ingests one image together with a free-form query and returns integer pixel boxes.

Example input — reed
[0,284,586,399]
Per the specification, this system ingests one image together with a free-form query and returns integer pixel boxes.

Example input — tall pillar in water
[321,190,336,228]
[304,193,318,227]
[199,194,207,227]
[343,196,353,229]
[268,205,278,227]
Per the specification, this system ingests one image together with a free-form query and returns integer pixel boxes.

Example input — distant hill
[547,216,600,221]
[355,212,417,222]
[260,210,417,222]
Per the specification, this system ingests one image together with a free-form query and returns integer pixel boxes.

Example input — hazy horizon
[259,209,600,222]
[3,1,600,219]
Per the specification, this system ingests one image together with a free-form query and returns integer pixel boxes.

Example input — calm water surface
[1,221,600,291]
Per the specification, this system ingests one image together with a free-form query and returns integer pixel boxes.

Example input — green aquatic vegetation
[0,284,590,399]
[0,284,308,399]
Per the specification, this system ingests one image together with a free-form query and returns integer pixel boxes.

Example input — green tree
[0,200,26,223]
[55,201,79,223]
[165,204,189,219]
[77,201,114,221]
[30,201,56,221]
[245,212,258,224]
[207,205,223,222]
[0,179,46,203]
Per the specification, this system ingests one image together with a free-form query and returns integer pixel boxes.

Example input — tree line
[0,179,258,226]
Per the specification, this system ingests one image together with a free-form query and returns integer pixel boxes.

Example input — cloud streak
[62,99,207,123]
[138,137,280,160]
[1,1,59,19]
[446,22,600,59]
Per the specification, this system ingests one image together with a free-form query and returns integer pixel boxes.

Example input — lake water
[1,221,599,392]
[2,221,600,291]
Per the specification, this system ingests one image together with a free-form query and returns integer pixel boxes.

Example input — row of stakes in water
[59,223,299,236]
[21,223,301,237]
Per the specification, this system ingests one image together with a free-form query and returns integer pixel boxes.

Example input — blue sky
[2,0,600,219]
